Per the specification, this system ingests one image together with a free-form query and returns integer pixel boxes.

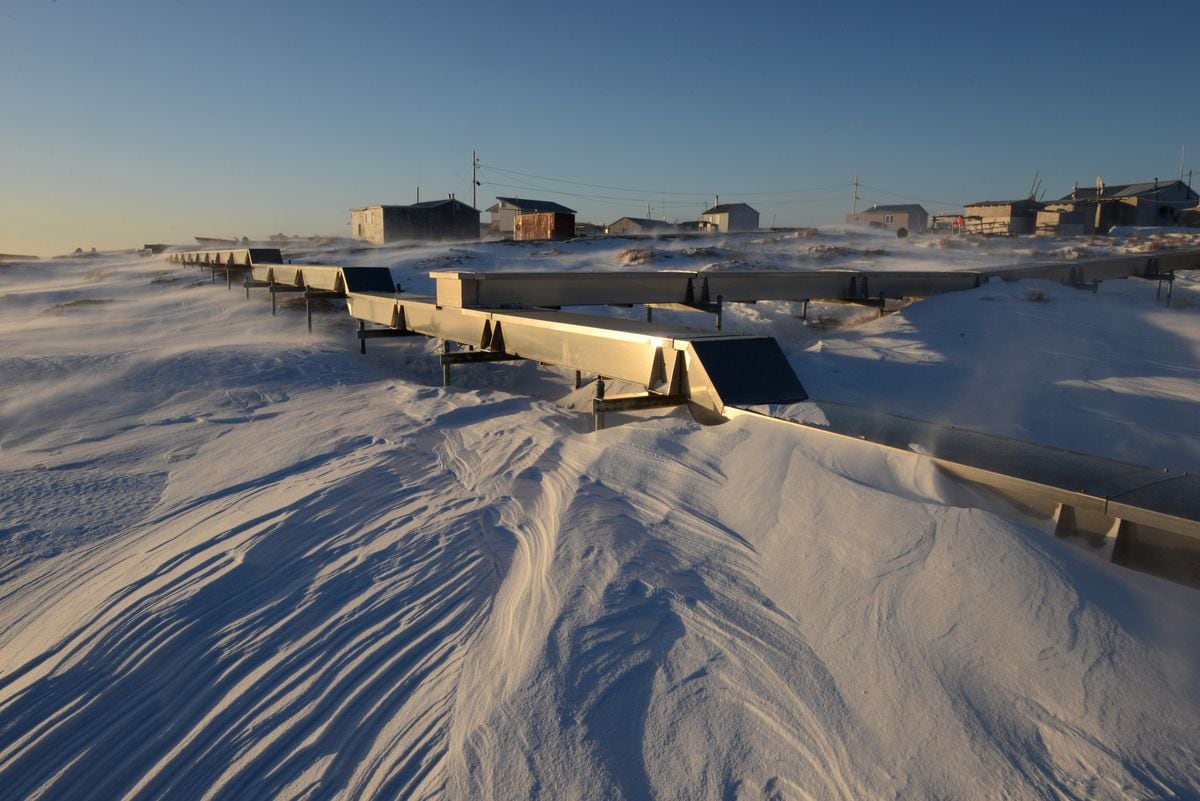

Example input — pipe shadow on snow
[0,436,517,800]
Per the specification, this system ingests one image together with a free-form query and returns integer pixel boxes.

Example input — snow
[1,231,1198,799]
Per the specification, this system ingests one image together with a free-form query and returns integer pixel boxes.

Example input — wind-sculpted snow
[1,245,1199,799]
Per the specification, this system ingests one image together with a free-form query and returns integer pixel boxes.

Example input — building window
[884,214,894,224]
[357,223,363,236]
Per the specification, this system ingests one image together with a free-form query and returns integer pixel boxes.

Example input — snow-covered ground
[1,230,1198,800]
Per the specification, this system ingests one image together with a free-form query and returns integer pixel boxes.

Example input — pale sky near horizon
[2,0,1198,256]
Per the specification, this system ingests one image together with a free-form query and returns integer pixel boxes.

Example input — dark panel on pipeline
[246,248,284,264]
[341,267,399,293]
[689,337,808,405]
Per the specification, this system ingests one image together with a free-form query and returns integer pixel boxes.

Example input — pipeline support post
[715,294,723,332]
[441,340,451,387]
[574,369,582,390]
[594,376,607,431]
[359,320,366,354]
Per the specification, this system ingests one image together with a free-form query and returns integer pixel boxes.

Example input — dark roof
[861,204,927,215]
[964,198,1044,209]
[352,199,480,212]
[703,203,758,215]
[409,198,479,211]
[491,197,577,214]
[1058,179,1195,201]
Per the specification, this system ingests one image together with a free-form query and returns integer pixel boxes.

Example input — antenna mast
[852,174,859,213]
[472,149,478,210]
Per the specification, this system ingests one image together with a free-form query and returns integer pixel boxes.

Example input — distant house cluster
[349,170,1200,246]
[848,177,1200,237]
[349,191,765,244]
[604,203,761,236]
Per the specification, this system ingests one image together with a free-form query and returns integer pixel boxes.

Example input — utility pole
[851,174,859,213]
[472,149,478,210]
[1180,145,1186,182]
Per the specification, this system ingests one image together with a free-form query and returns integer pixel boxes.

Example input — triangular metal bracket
[667,350,685,396]
[648,347,667,390]
[390,304,408,331]
[647,347,686,396]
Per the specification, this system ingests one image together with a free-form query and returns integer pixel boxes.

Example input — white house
[700,203,759,233]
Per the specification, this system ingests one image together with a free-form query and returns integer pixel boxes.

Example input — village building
[700,203,759,233]
[513,211,576,241]
[961,198,1043,235]
[574,221,604,237]
[350,199,480,244]
[1041,179,1199,234]
[1035,208,1089,237]
[846,204,928,234]
[486,197,577,235]
[605,217,679,236]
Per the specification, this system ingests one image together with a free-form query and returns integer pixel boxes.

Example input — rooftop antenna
[1027,170,1040,200]
[417,186,420,203]
[1180,145,1186,182]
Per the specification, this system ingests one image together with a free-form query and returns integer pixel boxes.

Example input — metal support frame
[440,350,523,365]
[269,280,304,316]
[303,288,342,333]
[593,391,687,431]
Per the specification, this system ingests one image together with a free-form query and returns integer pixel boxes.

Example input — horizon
[3,0,1198,257]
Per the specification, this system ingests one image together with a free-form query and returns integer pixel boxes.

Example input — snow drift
[1,236,1198,800]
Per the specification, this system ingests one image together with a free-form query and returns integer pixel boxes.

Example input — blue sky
[2,0,1198,255]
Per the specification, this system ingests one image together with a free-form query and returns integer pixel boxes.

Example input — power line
[479,161,851,199]
[857,182,961,208]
